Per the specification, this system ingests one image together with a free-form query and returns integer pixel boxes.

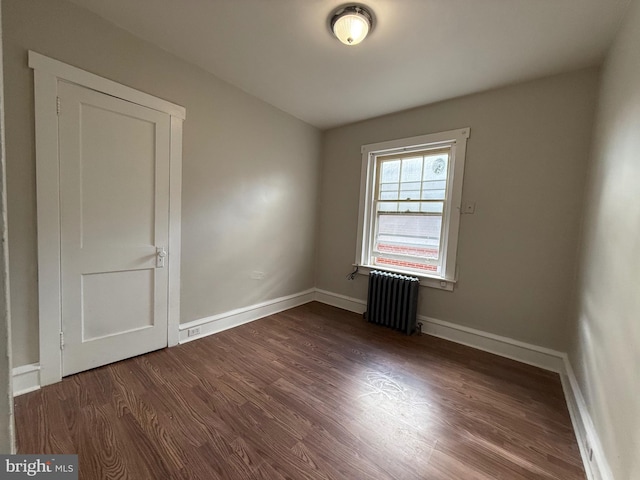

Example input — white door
[58,81,171,376]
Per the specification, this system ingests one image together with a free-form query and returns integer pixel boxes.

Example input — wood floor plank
[15,302,585,479]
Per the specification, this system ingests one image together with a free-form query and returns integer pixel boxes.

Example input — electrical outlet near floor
[586,437,594,462]
[187,327,201,338]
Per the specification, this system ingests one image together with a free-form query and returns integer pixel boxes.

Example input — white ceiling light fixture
[330,5,374,46]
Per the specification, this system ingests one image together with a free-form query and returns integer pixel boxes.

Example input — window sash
[371,148,451,274]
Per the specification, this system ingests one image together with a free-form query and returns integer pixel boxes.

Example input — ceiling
[67,0,630,129]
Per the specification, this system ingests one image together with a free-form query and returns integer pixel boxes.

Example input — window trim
[356,128,470,290]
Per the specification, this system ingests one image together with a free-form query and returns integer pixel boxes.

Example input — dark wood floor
[15,302,585,479]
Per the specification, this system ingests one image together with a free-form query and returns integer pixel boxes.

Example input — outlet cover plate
[462,201,476,214]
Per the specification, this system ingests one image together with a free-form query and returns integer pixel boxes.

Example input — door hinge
[59,331,64,350]
[56,97,61,116]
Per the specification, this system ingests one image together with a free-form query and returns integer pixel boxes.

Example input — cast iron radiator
[365,270,419,335]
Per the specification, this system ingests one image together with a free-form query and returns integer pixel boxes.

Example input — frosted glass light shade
[331,6,373,46]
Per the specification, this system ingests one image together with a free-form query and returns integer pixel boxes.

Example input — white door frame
[29,51,185,386]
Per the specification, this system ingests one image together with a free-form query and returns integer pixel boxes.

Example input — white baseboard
[313,289,565,372]
[13,363,40,396]
[179,289,316,343]
[561,356,613,480]
[314,289,366,314]
[418,315,566,373]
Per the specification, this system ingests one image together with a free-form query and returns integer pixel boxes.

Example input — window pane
[401,157,423,182]
[379,191,399,200]
[423,155,449,181]
[422,180,447,190]
[380,183,399,191]
[422,180,447,200]
[421,189,446,200]
[377,202,399,212]
[375,214,442,260]
[420,202,444,213]
[399,189,420,200]
[380,160,400,183]
[400,181,421,190]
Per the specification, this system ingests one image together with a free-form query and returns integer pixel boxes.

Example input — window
[356,128,470,289]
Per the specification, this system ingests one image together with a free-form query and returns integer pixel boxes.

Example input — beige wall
[316,69,600,351]
[2,0,321,367]
[568,0,640,477]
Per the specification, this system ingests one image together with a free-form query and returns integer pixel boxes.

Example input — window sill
[355,264,455,291]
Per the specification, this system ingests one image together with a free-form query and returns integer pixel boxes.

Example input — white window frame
[355,128,470,291]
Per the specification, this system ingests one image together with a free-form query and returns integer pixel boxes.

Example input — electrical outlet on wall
[187,327,201,337]
[462,201,476,214]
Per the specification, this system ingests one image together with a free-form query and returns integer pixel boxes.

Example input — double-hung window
[356,128,470,290]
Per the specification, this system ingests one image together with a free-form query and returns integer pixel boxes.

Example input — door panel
[58,81,171,376]
[82,270,154,341]
[79,103,156,247]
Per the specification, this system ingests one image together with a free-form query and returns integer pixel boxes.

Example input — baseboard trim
[418,315,565,373]
[178,289,316,343]
[314,289,366,314]
[13,363,41,397]
[313,289,564,373]
[561,356,613,480]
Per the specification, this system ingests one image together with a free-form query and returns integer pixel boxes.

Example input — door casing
[30,51,186,386]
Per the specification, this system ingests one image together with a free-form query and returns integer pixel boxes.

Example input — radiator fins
[366,270,419,335]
